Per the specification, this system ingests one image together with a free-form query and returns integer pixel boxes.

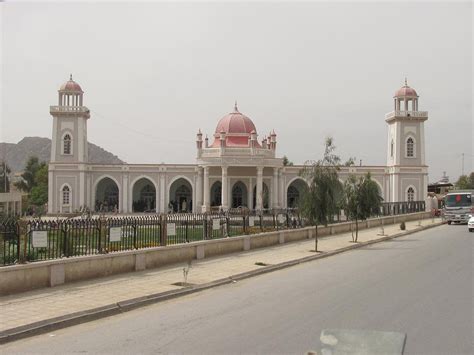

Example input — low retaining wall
[0,212,431,295]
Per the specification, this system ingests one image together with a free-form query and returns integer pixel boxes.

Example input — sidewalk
[0,218,442,339]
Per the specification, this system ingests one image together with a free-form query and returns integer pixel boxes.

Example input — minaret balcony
[385,110,428,121]
[50,106,90,118]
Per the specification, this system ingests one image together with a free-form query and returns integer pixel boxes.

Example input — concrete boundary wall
[0,212,431,295]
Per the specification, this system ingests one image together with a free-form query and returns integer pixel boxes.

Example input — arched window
[390,140,394,157]
[407,187,415,202]
[406,137,414,157]
[62,185,71,205]
[63,134,72,155]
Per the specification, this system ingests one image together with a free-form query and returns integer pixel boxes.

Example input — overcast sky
[1,1,472,182]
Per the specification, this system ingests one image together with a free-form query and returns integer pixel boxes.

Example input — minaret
[270,130,277,151]
[196,129,203,157]
[386,79,428,202]
[50,74,90,163]
[49,75,90,214]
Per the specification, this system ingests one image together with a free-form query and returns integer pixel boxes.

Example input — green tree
[455,172,474,190]
[282,155,294,166]
[14,156,48,209]
[0,162,11,193]
[29,164,48,206]
[300,137,343,252]
[14,156,43,193]
[343,173,383,242]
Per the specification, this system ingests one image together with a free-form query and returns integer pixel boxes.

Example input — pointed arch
[231,181,248,208]
[210,181,222,208]
[286,178,308,208]
[131,176,157,212]
[93,176,120,212]
[168,177,193,213]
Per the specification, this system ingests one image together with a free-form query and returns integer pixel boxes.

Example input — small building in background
[0,192,22,216]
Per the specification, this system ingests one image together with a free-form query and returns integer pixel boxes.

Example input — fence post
[185,220,189,243]
[160,214,167,246]
[133,220,137,249]
[16,221,21,263]
[98,216,106,253]
[203,217,208,240]
[62,222,69,257]
[18,220,28,264]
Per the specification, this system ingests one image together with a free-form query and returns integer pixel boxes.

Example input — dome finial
[234,100,238,112]
[404,77,408,86]
[70,73,73,81]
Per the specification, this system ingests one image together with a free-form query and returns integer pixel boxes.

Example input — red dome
[211,104,259,148]
[394,80,418,97]
[59,75,83,92]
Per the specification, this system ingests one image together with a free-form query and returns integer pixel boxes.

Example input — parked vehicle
[443,190,474,224]
[468,215,474,232]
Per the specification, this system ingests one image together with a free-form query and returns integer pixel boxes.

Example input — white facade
[48,77,429,214]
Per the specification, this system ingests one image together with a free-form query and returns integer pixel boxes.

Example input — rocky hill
[0,137,124,173]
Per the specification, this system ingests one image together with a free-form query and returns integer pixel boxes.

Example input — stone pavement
[0,218,442,334]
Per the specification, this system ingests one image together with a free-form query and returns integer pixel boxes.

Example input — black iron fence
[0,201,425,267]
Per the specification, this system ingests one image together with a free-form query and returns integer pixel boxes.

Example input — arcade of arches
[48,77,427,215]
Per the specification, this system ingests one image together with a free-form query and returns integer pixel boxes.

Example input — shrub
[400,221,406,230]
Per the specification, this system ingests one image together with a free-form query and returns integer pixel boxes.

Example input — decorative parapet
[50,106,90,117]
[199,147,275,159]
[385,110,428,120]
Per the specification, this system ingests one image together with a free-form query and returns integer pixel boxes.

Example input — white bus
[443,190,474,224]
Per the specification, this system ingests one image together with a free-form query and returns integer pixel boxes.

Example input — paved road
[2,224,472,354]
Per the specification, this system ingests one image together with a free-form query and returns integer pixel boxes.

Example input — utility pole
[0,161,6,193]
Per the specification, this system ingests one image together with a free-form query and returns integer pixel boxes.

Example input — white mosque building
[47,77,429,214]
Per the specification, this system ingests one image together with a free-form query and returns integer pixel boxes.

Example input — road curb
[0,221,444,345]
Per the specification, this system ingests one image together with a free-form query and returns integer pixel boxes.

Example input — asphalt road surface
[2,224,472,354]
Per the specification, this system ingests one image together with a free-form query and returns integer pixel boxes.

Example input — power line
[92,110,197,145]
